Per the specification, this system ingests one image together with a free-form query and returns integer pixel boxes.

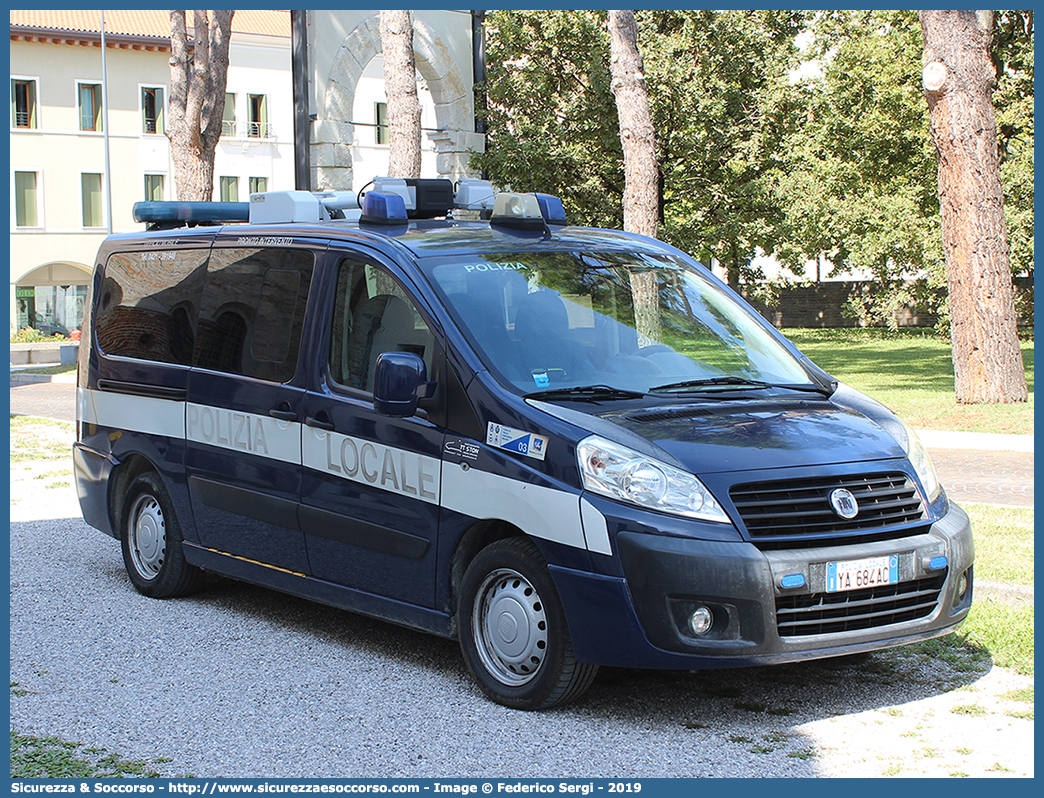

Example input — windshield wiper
[524,384,648,402]
[649,376,832,396]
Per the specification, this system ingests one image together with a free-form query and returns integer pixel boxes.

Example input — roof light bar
[360,192,408,225]
[130,182,566,229]
[133,201,249,228]
[249,190,359,224]
[454,178,496,211]
[534,193,567,225]
[490,193,546,230]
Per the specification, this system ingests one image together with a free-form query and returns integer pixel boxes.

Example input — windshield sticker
[486,423,548,461]
[463,262,527,274]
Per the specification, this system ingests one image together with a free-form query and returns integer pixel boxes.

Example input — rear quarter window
[194,247,315,383]
[94,249,209,365]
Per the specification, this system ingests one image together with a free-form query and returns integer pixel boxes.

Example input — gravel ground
[9,424,1034,779]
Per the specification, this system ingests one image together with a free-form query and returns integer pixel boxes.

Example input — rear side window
[195,247,315,383]
[94,249,209,365]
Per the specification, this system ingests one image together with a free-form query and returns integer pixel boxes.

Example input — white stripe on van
[186,402,301,463]
[580,498,612,556]
[442,464,589,552]
[78,387,186,439]
[302,426,441,505]
[79,387,609,554]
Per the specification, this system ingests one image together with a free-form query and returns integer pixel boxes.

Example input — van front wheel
[120,472,203,598]
[459,538,597,710]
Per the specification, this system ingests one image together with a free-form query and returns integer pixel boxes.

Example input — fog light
[688,606,714,637]
[956,571,969,600]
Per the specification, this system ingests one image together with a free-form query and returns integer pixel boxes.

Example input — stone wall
[738,277,1033,329]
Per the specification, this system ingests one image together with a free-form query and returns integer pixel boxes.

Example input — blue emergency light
[534,193,567,225]
[133,201,249,228]
[359,192,408,225]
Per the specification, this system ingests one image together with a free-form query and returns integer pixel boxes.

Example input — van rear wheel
[459,537,597,710]
[120,472,203,598]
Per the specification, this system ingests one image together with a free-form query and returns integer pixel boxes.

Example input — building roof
[10,10,290,47]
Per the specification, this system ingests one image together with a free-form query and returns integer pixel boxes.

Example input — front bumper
[550,502,974,669]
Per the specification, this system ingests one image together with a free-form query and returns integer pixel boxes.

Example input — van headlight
[577,436,729,523]
[900,420,941,502]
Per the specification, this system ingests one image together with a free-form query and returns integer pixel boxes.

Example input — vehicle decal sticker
[78,387,185,439]
[187,403,301,463]
[442,465,590,551]
[486,422,549,461]
[444,439,480,461]
[79,389,605,553]
[302,426,440,505]
[580,498,612,556]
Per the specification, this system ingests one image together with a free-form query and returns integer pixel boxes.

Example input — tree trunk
[168,10,234,201]
[919,10,1027,403]
[379,10,422,179]
[607,10,658,238]
[608,10,661,343]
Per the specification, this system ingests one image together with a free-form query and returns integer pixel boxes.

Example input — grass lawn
[11,363,76,376]
[9,730,174,778]
[922,502,1035,675]
[959,599,1034,676]
[965,504,1034,586]
[781,329,1034,435]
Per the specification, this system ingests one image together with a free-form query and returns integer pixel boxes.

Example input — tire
[458,537,598,710]
[120,472,203,598]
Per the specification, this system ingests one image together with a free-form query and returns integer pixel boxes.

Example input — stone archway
[311,15,484,191]
[13,261,92,335]
[15,261,92,287]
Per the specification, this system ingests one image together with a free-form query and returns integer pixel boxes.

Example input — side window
[221,92,236,137]
[12,78,38,129]
[328,258,433,393]
[141,86,164,134]
[195,247,314,383]
[78,82,102,131]
[94,249,209,364]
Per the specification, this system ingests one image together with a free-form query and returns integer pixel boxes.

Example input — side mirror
[373,352,435,417]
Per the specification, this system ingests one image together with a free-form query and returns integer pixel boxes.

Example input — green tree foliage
[643,10,804,286]
[992,10,1034,284]
[476,10,1033,326]
[474,11,623,229]
[475,10,804,287]
[772,11,946,325]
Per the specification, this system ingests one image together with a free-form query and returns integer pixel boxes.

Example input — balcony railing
[220,120,272,139]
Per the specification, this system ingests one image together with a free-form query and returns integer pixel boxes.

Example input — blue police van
[73,179,974,709]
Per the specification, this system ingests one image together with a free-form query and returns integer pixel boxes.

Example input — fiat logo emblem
[829,488,859,519]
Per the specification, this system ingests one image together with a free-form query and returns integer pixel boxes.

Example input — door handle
[304,414,335,431]
[269,408,297,422]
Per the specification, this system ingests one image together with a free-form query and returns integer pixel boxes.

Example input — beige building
[9,10,293,335]
[9,10,485,337]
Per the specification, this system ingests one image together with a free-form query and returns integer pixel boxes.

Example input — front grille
[730,473,926,548]
[776,573,946,637]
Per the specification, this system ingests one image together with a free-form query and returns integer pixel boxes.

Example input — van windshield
[428,251,813,397]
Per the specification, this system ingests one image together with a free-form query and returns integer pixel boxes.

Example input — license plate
[826,555,898,593]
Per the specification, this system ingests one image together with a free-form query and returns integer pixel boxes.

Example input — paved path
[10,377,76,422]
[9,375,1033,507]
[929,448,1034,507]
